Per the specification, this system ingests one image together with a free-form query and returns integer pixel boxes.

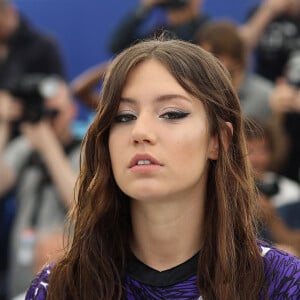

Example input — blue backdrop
[14,0,259,81]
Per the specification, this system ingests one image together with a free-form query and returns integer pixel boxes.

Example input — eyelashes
[114,110,190,123]
[159,111,190,120]
[114,113,136,123]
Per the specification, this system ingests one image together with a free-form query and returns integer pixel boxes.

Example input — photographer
[240,0,300,82]
[268,52,300,184]
[0,77,81,298]
[0,0,65,89]
[196,21,274,123]
[246,120,300,255]
[108,0,209,55]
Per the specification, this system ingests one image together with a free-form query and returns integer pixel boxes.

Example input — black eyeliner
[160,111,190,120]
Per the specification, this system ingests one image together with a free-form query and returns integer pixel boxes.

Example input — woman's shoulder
[261,244,300,297]
[25,264,53,300]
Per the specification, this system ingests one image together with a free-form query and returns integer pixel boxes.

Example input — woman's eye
[160,111,190,120]
[114,113,136,123]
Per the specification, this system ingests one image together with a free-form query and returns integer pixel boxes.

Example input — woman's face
[45,82,76,140]
[109,59,218,202]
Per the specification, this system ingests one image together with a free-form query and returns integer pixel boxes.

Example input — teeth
[137,160,152,165]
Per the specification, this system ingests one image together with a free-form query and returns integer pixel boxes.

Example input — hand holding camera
[20,120,58,154]
[270,79,298,113]
[0,75,63,156]
[0,91,23,124]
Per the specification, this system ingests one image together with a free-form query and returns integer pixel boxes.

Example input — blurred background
[14,0,257,81]
[4,1,300,299]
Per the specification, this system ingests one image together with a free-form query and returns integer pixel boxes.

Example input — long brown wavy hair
[47,39,266,299]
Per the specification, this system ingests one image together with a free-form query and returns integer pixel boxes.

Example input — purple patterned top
[25,245,300,299]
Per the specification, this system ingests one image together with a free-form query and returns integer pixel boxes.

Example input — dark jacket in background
[0,15,65,90]
[108,6,209,55]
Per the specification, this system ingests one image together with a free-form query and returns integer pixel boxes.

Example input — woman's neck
[130,195,204,271]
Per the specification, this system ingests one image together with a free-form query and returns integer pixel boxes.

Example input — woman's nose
[131,112,157,145]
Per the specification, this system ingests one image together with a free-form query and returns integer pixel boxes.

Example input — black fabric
[126,252,199,287]
[0,190,15,300]
[280,113,300,182]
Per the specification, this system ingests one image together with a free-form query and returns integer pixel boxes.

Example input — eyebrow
[120,94,193,104]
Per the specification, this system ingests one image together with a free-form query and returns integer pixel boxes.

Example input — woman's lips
[129,153,162,168]
[129,153,162,173]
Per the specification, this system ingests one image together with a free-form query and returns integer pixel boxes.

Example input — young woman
[25,39,300,299]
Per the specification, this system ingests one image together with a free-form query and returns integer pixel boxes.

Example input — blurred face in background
[247,137,271,180]
[217,55,244,91]
[167,0,202,10]
[167,0,203,23]
[187,0,203,11]
[200,41,244,91]
[45,81,77,141]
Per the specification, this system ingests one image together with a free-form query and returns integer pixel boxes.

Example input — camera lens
[286,51,300,88]
[39,77,61,99]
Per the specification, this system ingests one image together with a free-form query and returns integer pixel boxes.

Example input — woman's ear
[224,122,233,148]
[208,122,233,160]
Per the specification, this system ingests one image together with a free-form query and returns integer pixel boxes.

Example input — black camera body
[9,75,61,123]
[157,0,190,9]
[256,179,279,198]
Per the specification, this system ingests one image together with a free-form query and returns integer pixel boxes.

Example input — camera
[256,179,279,198]
[9,75,61,123]
[286,51,300,88]
[157,0,190,9]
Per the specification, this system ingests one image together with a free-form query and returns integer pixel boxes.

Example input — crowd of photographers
[0,1,79,299]
[1,0,300,299]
